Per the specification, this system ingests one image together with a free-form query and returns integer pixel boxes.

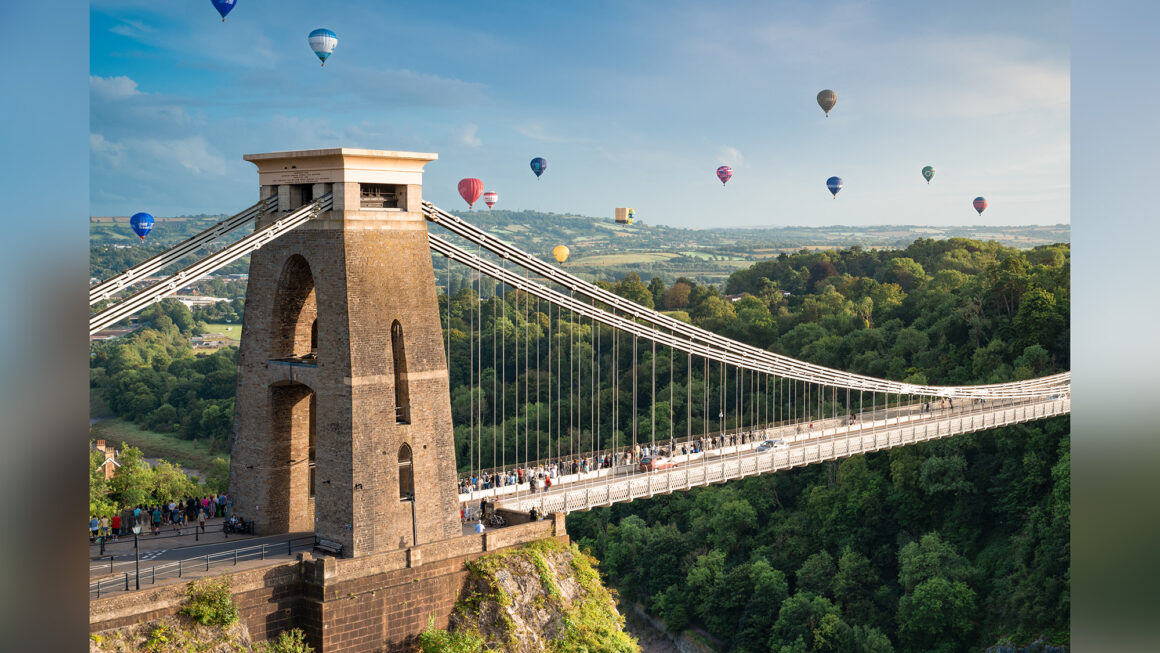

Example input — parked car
[756,439,787,452]
[639,456,678,472]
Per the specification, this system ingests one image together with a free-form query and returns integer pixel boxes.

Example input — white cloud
[458,124,483,148]
[91,133,226,176]
[90,75,140,102]
[717,146,743,166]
[90,133,126,166]
[136,137,228,176]
[517,121,566,143]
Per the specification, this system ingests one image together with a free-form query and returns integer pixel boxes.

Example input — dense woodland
[90,236,1069,650]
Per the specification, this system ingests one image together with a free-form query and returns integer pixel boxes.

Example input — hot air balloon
[211,0,236,21]
[826,176,843,198]
[717,166,733,186]
[130,212,154,241]
[973,197,988,215]
[922,166,935,184]
[817,89,837,117]
[552,245,570,263]
[308,29,338,66]
[530,157,547,179]
[458,178,484,208]
[627,208,635,225]
[483,191,498,209]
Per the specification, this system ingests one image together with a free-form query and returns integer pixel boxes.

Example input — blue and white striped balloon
[308,28,338,67]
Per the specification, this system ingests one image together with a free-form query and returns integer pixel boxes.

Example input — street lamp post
[132,524,141,590]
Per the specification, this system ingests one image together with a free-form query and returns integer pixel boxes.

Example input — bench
[315,538,344,556]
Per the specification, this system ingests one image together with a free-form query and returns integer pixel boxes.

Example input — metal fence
[89,535,315,599]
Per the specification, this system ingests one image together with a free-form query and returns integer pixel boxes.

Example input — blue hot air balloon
[130,212,155,241]
[211,0,236,22]
[826,176,843,198]
[530,157,547,179]
[309,29,338,66]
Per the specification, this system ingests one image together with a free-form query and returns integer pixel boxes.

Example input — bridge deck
[492,396,1069,515]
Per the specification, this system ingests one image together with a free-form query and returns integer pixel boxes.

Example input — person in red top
[110,514,121,541]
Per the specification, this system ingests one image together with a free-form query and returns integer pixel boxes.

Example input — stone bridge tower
[229,148,461,556]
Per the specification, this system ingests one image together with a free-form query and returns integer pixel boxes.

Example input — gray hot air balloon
[817,89,837,117]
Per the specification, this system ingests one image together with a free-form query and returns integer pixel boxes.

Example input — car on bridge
[756,439,788,453]
[639,456,678,472]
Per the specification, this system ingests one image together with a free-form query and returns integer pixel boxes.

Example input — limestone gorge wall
[422,539,638,653]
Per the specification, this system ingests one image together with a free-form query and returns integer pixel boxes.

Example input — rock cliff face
[424,539,639,653]
[89,616,253,653]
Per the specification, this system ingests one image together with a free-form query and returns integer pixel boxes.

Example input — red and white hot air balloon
[483,191,498,209]
[458,178,484,209]
[717,166,733,186]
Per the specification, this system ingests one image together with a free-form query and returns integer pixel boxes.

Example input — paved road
[90,532,312,578]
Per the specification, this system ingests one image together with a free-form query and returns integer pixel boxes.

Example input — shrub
[180,576,239,627]
[257,628,314,653]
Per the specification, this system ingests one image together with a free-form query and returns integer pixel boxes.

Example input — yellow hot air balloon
[552,245,570,263]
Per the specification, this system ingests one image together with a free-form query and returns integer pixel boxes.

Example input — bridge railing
[457,394,1059,503]
[496,396,1069,515]
[89,535,315,600]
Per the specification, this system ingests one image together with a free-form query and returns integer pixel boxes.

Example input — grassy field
[202,323,241,341]
[569,252,680,266]
[90,418,225,475]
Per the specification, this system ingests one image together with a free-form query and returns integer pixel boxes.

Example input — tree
[882,258,927,292]
[662,281,692,309]
[107,443,154,508]
[897,576,976,652]
[796,551,836,596]
[1013,288,1064,351]
[832,549,884,626]
[648,276,666,308]
[612,273,654,309]
[770,592,850,652]
[898,533,973,593]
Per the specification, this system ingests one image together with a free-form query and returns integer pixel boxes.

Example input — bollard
[287,539,292,556]
[109,556,114,575]
[124,572,129,591]
[100,537,105,556]
[178,559,182,578]
[206,554,210,572]
[96,580,101,599]
[261,544,266,560]
[151,566,155,584]
[195,527,199,542]
[234,549,238,566]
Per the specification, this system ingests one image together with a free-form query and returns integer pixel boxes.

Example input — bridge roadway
[479,395,1069,515]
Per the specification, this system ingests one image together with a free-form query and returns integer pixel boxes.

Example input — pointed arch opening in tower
[391,320,410,424]
[398,443,414,501]
[271,254,317,363]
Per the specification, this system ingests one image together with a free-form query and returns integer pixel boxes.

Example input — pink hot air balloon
[458,178,484,208]
[717,166,733,186]
[973,196,988,215]
[483,191,498,209]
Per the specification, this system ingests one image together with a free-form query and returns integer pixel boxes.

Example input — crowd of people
[456,430,776,496]
[89,494,231,543]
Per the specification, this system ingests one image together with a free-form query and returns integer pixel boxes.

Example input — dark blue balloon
[211,0,237,21]
[130,212,154,240]
[530,157,547,178]
[826,176,843,198]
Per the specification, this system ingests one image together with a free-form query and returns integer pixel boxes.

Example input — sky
[89,0,1069,227]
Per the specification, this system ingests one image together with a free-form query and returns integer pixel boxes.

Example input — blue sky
[90,1,1069,227]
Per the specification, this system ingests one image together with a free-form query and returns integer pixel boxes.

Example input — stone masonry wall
[90,515,567,652]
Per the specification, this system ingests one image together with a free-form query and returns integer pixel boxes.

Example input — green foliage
[417,615,485,653]
[256,629,314,653]
[180,576,239,627]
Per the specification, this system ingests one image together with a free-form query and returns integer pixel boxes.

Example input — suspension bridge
[89,148,1069,558]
